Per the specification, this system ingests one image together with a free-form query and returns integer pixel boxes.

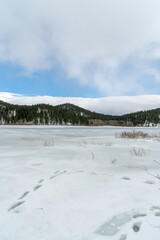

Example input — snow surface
[0,126,160,240]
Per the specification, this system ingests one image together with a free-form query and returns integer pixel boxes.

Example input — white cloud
[1,92,160,115]
[0,0,160,94]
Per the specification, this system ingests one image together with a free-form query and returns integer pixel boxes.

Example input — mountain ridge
[1,92,160,115]
[0,100,160,126]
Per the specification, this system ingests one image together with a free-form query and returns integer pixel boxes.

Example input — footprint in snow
[8,201,25,211]
[50,170,67,180]
[144,180,155,185]
[133,213,147,218]
[119,234,127,240]
[18,191,29,200]
[59,170,67,174]
[132,222,142,232]
[155,212,160,217]
[150,205,160,211]
[119,219,143,238]
[87,172,97,175]
[34,184,42,191]
[50,175,56,179]
[39,179,44,183]
[32,163,42,166]
[150,206,160,217]
[122,176,131,180]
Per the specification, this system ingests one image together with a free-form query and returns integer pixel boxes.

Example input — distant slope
[0,100,160,126]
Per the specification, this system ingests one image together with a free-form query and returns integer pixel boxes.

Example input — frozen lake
[0,126,160,240]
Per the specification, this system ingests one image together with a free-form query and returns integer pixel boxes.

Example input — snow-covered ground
[0,126,160,240]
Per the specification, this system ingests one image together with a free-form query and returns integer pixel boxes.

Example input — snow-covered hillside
[0,126,160,240]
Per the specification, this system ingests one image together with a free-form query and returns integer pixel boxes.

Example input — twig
[91,152,94,160]
[153,160,160,166]
[144,166,160,180]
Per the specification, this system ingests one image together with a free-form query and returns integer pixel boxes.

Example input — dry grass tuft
[44,138,54,146]
[119,131,157,139]
[130,147,146,157]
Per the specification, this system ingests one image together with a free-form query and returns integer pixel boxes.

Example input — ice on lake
[0,126,160,240]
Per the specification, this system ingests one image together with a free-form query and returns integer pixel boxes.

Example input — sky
[1,0,160,110]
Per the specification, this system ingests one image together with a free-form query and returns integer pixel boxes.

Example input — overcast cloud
[0,0,160,95]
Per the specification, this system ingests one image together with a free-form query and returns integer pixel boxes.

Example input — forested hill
[0,100,160,126]
[0,100,114,125]
[120,108,160,126]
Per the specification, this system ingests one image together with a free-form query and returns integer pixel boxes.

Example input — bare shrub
[44,138,54,146]
[120,131,149,139]
[130,147,146,157]
[119,131,157,139]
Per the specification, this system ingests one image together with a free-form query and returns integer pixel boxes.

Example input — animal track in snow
[8,201,25,211]
[34,184,42,191]
[122,176,131,180]
[133,213,146,218]
[132,221,142,232]
[155,212,160,216]
[86,172,97,175]
[50,175,56,179]
[32,163,42,166]
[39,179,44,183]
[49,170,67,180]
[18,191,29,200]
[8,170,68,213]
[150,205,160,211]
[144,180,155,185]
[59,170,67,174]
[119,234,127,240]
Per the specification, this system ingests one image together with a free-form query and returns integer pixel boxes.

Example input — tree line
[0,100,160,126]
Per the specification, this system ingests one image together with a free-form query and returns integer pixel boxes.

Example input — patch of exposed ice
[96,213,132,236]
